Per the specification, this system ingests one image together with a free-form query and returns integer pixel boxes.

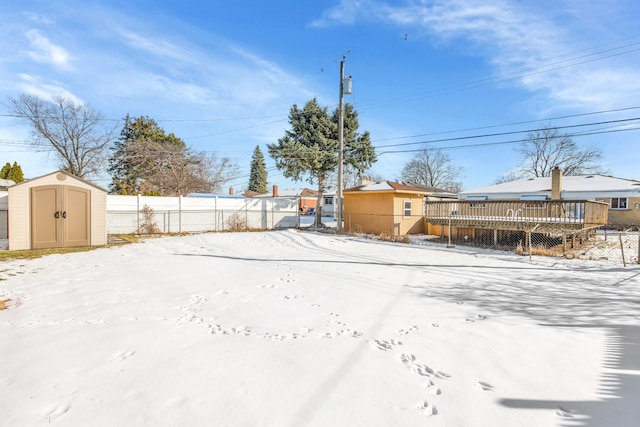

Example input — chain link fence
[428,226,639,266]
[107,204,300,234]
[0,210,7,239]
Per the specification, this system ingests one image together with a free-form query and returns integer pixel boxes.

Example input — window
[404,201,412,217]
[610,197,628,210]
[324,196,333,205]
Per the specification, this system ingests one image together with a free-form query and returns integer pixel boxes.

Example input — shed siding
[393,194,425,235]
[8,183,29,250]
[345,192,395,235]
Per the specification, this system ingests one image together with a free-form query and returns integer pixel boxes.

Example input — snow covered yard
[1,230,639,426]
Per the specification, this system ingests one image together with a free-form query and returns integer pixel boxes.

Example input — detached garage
[8,171,107,250]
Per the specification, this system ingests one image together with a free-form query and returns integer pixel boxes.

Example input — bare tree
[136,144,238,196]
[8,94,114,178]
[511,125,605,178]
[400,148,463,192]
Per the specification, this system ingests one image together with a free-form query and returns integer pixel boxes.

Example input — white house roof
[254,188,318,198]
[460,174,640,199]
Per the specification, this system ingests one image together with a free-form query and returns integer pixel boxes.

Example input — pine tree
[7,162,24,183]
[248,145,268,193]
[0,163,10,179]
[0,162,24,183]
[108,115,186,194]
[268,98,376,225]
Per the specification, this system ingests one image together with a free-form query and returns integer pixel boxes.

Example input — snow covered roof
[461,174,640,199]
[254,188,318,198]
[345,181,454,195]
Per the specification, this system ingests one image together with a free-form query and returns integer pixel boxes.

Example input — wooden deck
[425,200,609,232]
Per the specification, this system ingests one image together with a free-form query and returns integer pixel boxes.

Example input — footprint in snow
[397,325,419,335]
[416,400,438,416]
[43,403,71,422]
[370,339,403,351]
[475,381,494,391]
[555,407,575,418]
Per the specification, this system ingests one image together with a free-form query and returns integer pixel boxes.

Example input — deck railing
[424,199,609,231]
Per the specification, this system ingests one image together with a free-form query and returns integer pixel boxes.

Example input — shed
[343,181,435,236]
[8,171,107,250]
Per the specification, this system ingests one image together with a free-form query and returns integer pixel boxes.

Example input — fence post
[214,196,218,232]
[619,234,626,267]
[179,195,182,233]
[136,194,141,233]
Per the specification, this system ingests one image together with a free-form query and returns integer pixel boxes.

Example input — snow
[1,229,640,426]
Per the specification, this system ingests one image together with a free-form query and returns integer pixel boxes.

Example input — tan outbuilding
[344,181,455,236]
[8,171,107,250]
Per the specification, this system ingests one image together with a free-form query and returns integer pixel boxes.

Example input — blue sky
[1,0,639,192]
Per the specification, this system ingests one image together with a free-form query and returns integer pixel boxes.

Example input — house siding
[595,196,640,228]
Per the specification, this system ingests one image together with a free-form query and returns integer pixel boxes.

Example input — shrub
[138,205,160,234]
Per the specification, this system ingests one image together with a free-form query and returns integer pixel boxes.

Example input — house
[8,171,107,250]
[253,186,319,214]
[458,168,640,229]
[343,181,456,236]
[321,192,338,217]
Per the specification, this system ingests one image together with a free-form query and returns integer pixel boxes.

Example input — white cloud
[25,29,74,69]
[313,0,640,112]
[16,73,83,104]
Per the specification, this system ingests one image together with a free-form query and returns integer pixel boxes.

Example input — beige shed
[8,171,107,250]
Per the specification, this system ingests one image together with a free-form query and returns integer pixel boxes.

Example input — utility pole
[337,57,345,232]
[337,53,351,232]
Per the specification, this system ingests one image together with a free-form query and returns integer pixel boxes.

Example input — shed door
[64,186,90,247]
[31,186,62,249]
[31,185,91,249]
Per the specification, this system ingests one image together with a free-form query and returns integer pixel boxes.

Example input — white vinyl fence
[107,195,300,234]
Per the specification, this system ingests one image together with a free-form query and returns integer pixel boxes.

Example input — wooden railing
[424,200,609,231]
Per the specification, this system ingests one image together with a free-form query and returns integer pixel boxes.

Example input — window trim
[403,200,412,217]
[610,197,628,210]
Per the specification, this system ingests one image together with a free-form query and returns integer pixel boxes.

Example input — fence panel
[106,197,300,234]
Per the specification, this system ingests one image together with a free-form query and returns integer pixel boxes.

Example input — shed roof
[345,181,454,195]
[10,170,107,193]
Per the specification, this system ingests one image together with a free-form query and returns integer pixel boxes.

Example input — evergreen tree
[268,98,376,225]
[0,162,24,183]
[248,145,268,193]
[7,162,24,183]
[108,115,238,196]
[108,115,186,194]
[0,163,10,179]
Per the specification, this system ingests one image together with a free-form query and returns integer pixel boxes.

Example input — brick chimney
[272,185,278,197]
[551,166,562,200]
[229,186,234,195]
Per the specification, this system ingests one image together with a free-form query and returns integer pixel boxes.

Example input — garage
[8,171,107,250]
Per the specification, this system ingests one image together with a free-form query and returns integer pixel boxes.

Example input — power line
[379,125,640,155]
[374,117,640,149]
